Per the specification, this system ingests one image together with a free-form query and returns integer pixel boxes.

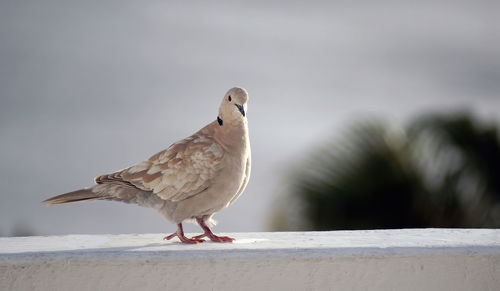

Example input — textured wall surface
[1,229,499,290]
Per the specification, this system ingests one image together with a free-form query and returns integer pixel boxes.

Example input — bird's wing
[95,134,225,202]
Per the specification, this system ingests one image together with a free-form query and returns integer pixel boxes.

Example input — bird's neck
[213,119,249,152]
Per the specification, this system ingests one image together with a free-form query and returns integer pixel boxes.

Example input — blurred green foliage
[271,112,500,230]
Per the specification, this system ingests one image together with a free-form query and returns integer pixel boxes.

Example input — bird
[43,87,251,244]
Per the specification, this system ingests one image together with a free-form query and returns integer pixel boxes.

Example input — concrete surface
[1,229,499,290]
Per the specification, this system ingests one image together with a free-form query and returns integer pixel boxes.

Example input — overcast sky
[1,0,499,236]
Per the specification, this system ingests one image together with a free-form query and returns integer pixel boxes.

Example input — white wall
[1,229,499,290]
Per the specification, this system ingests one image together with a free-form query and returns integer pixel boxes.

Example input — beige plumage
[43,87,251,244]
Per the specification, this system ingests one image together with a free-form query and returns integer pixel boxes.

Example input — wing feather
[95,134,224,202]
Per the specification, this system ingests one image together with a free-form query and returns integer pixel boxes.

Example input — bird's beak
[235,104,245,117]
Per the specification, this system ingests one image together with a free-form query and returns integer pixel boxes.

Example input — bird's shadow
[3,241,212,258]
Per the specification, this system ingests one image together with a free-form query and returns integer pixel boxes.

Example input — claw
[195,217,235,243]
[192,233,234,242]
[164,223,205,244]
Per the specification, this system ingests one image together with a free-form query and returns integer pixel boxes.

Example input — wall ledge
[1,229,499,290]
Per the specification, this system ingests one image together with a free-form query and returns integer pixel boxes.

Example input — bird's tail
[42,189,103,205]
[43,183,165,209]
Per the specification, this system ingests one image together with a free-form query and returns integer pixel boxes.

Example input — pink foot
[192,233,235,242]
[164,223,205,244]
[163,233,204,244]
[194,217,235,243]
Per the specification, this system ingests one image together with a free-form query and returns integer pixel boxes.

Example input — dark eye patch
[228,95,232,102]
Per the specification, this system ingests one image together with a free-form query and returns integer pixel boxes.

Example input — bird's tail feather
[43,184,165,209]
[42,189,105,205]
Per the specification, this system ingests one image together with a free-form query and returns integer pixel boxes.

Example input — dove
[43,87,251,244]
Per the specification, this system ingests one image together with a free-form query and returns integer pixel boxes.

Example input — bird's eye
[228,96,232,102]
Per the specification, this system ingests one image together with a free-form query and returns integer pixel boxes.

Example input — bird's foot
[163,223,205,244]
[163,232,204,244]
[192,233,235,243]
[194,217,235,243]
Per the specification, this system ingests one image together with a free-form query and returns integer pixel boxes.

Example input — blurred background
[0,0,499,236]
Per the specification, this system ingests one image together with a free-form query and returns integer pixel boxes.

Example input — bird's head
[218,87,248,126]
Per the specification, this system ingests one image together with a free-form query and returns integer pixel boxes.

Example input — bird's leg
[192,217,235,242]
[163,223,205,244]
